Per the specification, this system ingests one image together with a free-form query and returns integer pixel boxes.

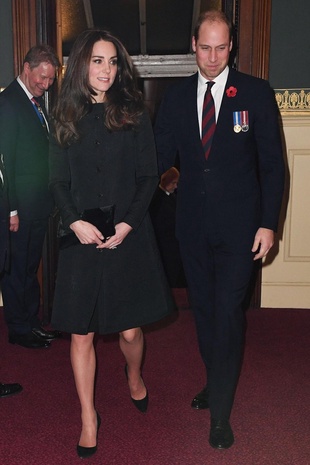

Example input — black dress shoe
[125,365,149,413]
[0,383,23,398]
[191,386,209,409]
[77,412,101,459]
[32,327,62,341]
[9,332,50,349]
[209,418,234,449]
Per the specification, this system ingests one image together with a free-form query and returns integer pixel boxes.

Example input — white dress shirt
[197,66,229,138]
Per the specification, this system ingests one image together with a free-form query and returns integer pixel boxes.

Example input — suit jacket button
[204,168,210,173]
[95,140,100,145]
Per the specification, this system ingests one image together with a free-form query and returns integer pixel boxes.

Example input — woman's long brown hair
[52,29,144,146]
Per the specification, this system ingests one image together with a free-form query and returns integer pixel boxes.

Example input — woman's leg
[71,332,98,447]
[119,327,146,400]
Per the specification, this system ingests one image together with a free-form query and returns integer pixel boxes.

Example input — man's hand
[9,214,19,232]
[252,227,274,260]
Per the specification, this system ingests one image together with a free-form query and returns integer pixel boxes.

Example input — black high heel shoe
[76,411,101,459]
[125,365,149,413]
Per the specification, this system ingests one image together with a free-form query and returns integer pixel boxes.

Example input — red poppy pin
[226,86,237,97]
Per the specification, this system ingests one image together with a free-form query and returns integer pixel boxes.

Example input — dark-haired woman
[49,29,173,458]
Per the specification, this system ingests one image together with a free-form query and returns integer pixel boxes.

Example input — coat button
[204,168,210,173]
[95,140,100,145]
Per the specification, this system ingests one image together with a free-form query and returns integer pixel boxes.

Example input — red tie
[202,81,216,159]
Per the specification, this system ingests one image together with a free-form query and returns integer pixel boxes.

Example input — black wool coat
[49,104,174,334]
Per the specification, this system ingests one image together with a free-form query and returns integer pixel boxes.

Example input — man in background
[149,167,186,288]
[155,10,284,449]
[0,153,22,397]
[0,45,61,349]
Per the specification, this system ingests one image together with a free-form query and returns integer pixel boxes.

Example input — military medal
[233,111,249,133]
[241,110,249,132]
[233,111,242,133]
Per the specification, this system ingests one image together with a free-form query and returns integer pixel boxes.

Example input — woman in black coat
[49,29,173,459]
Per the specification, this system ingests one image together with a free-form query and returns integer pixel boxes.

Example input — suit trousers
[179,226,254,420]
[1,217,48,335]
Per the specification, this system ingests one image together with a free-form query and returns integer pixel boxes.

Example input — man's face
[23,61,56,97]
[165,180,178,194]
[192,20,232,81]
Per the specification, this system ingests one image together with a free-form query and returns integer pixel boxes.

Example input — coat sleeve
[49,132,80,229]
[254,80,285,231]
[122,110,159,230]
[0,97,18,212]
[154,89,179,176]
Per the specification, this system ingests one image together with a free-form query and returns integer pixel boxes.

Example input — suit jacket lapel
[187,74,200,137]
[210,69,240,150]
[184,73,206,159]
[12,80,48,132]
[216,68,243,126]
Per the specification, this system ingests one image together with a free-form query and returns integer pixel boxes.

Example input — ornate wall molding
[261,113,310,308]
[275,88,310,113]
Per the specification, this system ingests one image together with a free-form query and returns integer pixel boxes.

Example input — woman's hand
[70,220,104,246]
[97,222,133,250]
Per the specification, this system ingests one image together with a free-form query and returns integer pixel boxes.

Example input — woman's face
[88,40,118,102]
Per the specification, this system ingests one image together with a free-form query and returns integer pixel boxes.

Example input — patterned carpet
[0,293,309,465]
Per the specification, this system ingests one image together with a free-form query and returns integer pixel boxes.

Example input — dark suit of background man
[0,45,61,349]
[149,167,187,288]
[0,154,22,397]
[154,10,285,450]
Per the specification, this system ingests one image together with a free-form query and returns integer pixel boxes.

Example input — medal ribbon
[233,111,241,126]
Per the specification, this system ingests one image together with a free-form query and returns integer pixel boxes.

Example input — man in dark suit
[149,167,187,288]
[0,45,61,349]
[154,10,285,449]
[0,154,23,397]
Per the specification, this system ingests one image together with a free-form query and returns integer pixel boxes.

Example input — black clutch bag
[58,205,116,250]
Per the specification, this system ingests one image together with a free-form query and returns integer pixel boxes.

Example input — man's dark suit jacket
[0,155,9,272]
[149,186,187,287]
[155,68,285,251]
[0,79,53,220]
